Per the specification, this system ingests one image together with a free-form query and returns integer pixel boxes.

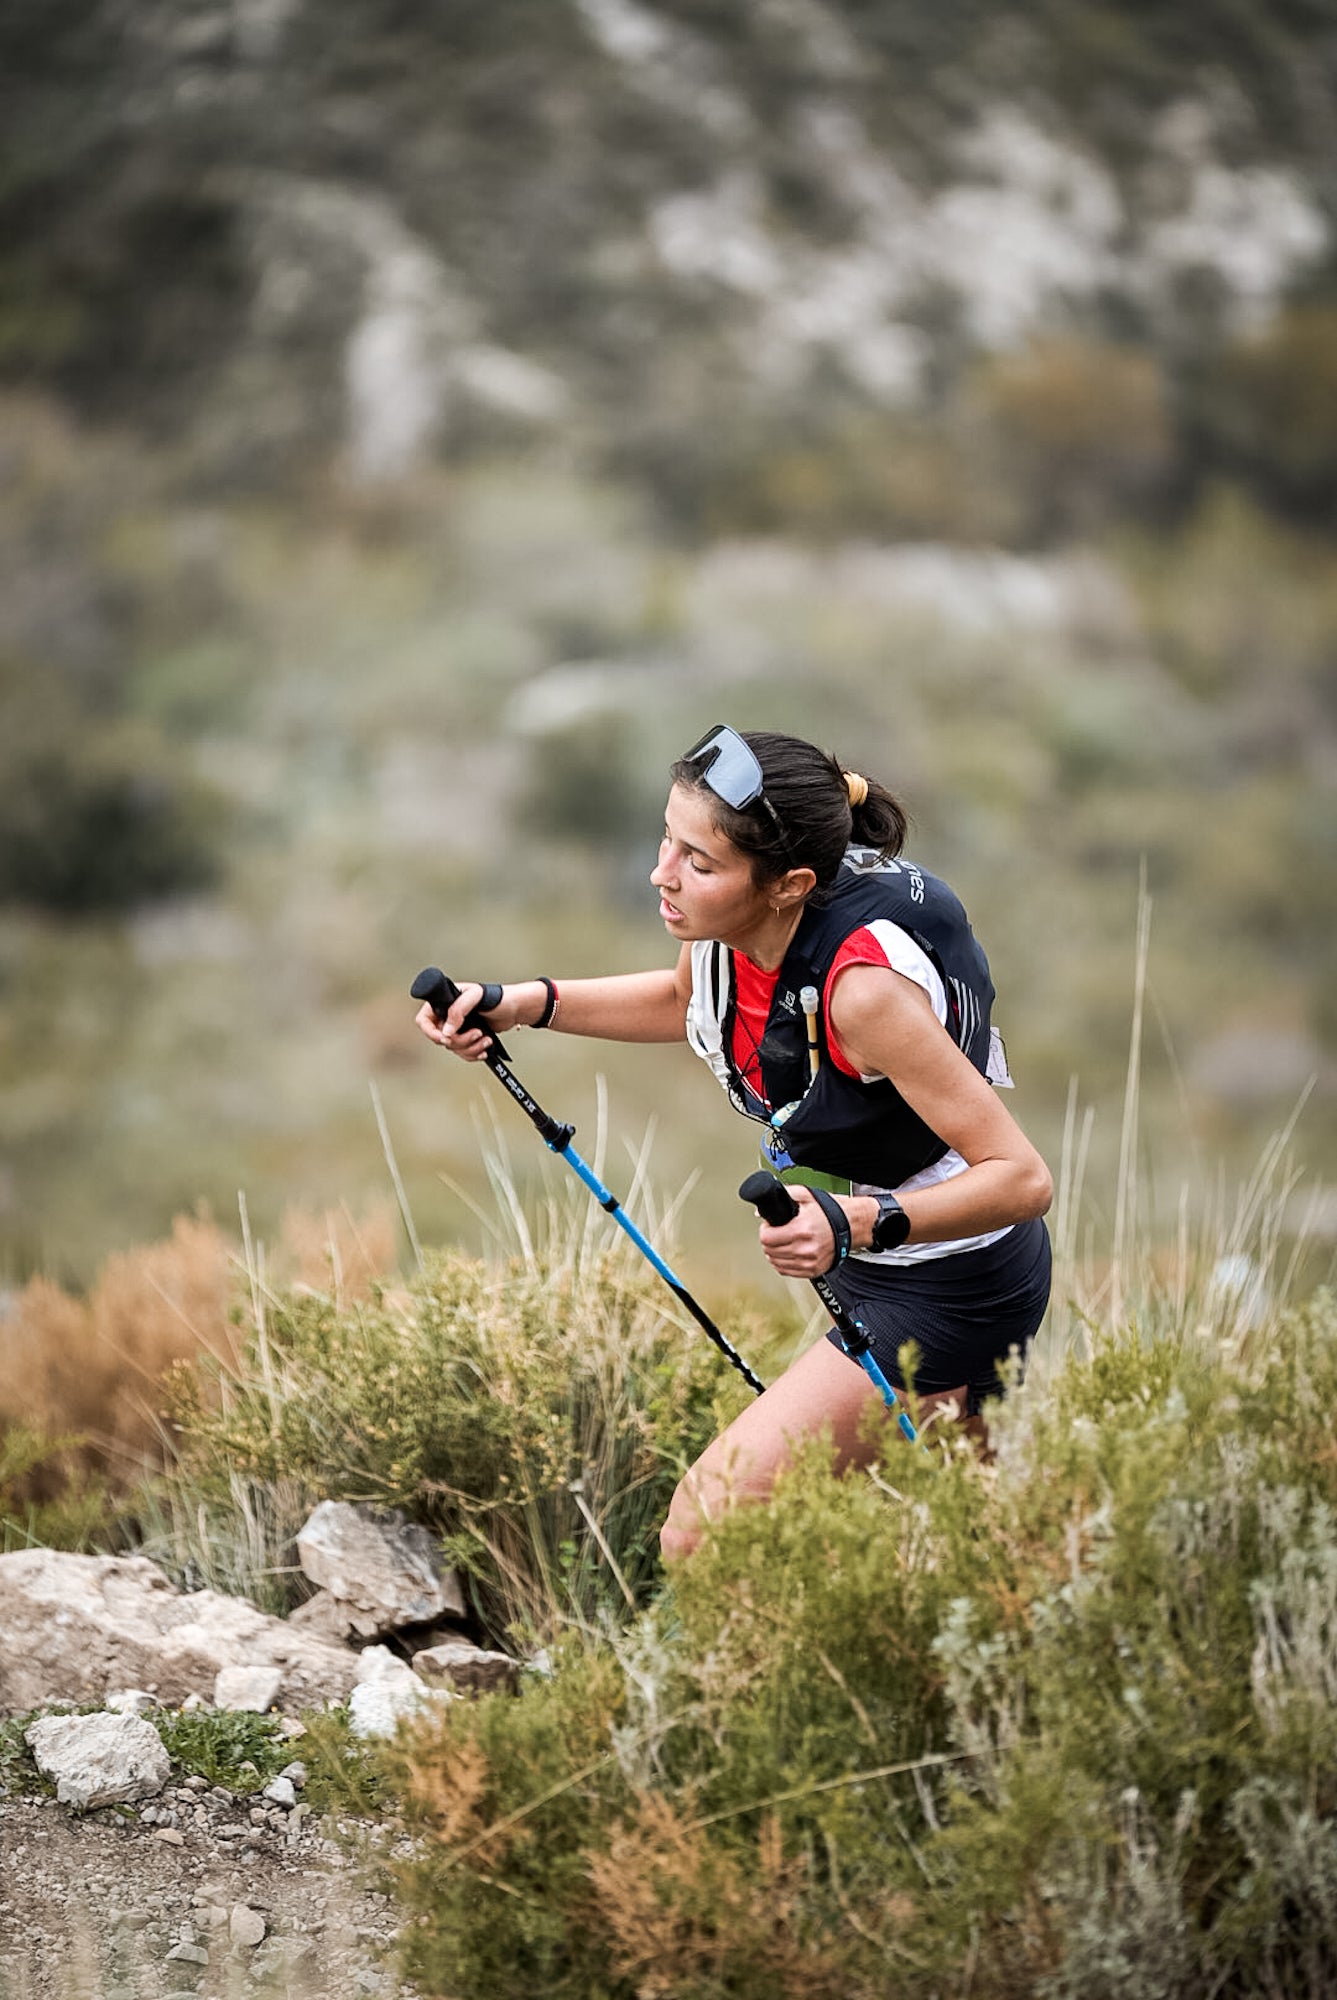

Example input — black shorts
[823,1217,1052,1416]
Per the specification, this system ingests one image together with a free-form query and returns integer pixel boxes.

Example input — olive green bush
[0,1424,116,1554]
[384,1290,1337,2000]
[0,665,225,913]
[153,1196,750,1637]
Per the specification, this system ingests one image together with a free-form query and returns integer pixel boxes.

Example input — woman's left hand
[756,1185,854,1278]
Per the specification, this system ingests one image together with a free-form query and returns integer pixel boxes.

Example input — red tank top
[731,931,888,1102]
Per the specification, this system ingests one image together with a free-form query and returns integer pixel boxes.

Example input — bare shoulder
[829,960,939,1041]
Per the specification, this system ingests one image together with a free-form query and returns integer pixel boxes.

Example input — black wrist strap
[809,1187,852,1272]
[477,982,504,1015]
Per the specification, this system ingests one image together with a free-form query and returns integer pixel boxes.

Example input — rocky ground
[0,1780,409,2000]
[0,1513,525,2000]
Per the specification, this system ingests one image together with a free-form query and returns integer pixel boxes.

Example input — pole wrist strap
[808,1187,852,1271]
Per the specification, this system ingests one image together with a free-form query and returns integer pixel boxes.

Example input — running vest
[686,846,997,1188]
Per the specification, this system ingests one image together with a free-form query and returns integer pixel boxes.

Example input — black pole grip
[411,966,462,1021]
[739,1171,800,1227]
[411,966,510,1060]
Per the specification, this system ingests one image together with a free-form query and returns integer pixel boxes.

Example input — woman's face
[651,782,771,944]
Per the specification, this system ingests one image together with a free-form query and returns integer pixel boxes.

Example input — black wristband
[808,1187,852,1272]
[532,977,559,1029]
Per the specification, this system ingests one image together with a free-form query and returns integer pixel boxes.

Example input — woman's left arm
[759,965,1052,1278]
[838,962,1052,1243]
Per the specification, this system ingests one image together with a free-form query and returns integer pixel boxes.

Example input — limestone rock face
[295,1501,465,1637]
[0,1551,359,1714]
[24,1711,171,1810]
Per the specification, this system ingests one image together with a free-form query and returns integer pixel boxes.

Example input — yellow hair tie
[844,770,868,808]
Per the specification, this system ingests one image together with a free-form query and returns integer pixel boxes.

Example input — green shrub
[1191,307,1337,520]
[0,667,226,913]
[969,337,1174,541]
[384,1291,1337,2000]
[0,1424,120,1553]
[154,1200,746,1641]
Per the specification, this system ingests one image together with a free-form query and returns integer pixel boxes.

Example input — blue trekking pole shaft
[411,968,766,1396]
[739,1171,917,1443]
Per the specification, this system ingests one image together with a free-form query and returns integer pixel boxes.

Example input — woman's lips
[659,898,684,921]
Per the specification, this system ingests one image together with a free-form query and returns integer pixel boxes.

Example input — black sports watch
[869,1193,911,1253]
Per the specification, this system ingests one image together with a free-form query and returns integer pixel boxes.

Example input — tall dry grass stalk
[1035,869,1318,1394]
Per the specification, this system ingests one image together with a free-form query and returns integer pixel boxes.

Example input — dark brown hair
[670,729,907,892]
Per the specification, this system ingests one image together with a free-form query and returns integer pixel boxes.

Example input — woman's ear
[776,866,818,908]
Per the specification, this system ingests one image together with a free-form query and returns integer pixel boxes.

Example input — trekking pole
[739,1171,918,1443]
[412,967,767,1395]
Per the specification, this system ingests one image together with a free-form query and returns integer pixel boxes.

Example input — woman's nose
[651,840,676,888]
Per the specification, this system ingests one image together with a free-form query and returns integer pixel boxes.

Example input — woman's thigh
[663,1338,969,1553]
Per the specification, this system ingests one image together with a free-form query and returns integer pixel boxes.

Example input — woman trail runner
[415,726,1052,1561]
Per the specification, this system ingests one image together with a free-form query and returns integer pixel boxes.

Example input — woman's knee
[659,1477,709,1564]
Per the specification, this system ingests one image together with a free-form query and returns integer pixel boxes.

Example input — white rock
[213,1665,282,1712]
[287,1590,359,1644]
[353,1644,407,1685]
[105,1689,158,1715]
[229,1904,267,1949]
[263,1776,296,1808]
[24,1712,171,1811]
[412,1639,518,1696]
[347,1650,451,1739]
[0,1551,359,1713]
[296,1502,464,1637]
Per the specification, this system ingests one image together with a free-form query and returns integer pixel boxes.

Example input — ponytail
[848,776,906,861]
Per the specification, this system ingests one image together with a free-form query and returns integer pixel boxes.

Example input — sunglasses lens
[683,726,763,809]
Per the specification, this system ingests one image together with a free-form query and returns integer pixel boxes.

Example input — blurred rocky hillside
[6,0,1337,504]
[2,0,1336,1280]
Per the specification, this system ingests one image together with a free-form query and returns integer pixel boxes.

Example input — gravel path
[0,1783,413,2000]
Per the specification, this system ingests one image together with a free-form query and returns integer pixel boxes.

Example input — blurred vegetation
[0,0,1333,1285]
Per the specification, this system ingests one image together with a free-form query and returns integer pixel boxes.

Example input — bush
[0,1425,117,1554]
[385,1290,1337,2000]
[1191,307,1337,520]
[969,337,1174,541]
[0,666,227,913]
[157,1194,747,1636]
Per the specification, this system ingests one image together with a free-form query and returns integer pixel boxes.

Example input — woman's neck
[728,904,804,972]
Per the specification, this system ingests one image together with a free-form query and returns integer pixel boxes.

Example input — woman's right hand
[415,982,499,1060]
[414,980,543,1059]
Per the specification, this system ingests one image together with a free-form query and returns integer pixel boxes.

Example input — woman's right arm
[415,949,694,1060]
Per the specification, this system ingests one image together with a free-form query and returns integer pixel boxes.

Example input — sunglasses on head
[680,724,793,864]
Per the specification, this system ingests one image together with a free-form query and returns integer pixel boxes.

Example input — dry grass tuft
[0,1200,402,1496]
[0,1215,236,1477]
[276,1197,400,1304]
[587,1798,846,2000]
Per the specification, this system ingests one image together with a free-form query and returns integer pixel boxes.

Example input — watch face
[873,1197,909,1251]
